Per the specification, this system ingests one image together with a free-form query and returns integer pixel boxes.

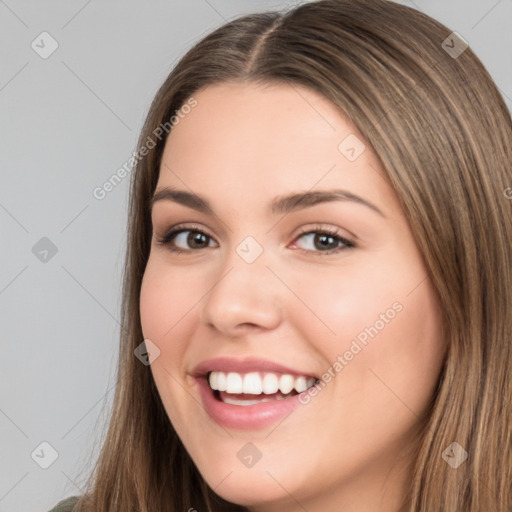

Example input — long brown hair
[71,0,512,510]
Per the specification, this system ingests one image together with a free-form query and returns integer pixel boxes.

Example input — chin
[196,454,317,508]
[207,475,287,508]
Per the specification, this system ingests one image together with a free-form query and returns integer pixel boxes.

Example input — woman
[49,0,512,510]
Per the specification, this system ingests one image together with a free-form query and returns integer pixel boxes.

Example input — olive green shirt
[47,496,80,512]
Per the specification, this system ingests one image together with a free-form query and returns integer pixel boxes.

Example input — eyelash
[155,223,355,256]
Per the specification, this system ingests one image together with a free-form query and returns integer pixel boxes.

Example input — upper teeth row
[208,371,317,395]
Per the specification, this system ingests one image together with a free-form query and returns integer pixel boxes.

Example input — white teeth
[242,372,263,394]
[306,377,317,389]
[279,374,295,394]
[207,371,316,395]
[222,394,290,406]
[217,371,227,391]
[207,371,229,392]
[223,397,263,406]
[225,372,243,393]
[294,376,308,393]
[208,372,218,390]
[262,373,279,394]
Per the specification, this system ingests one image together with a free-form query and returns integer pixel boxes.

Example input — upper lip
[191,357,318,379]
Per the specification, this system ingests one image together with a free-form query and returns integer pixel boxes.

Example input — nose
[200,248,283,337]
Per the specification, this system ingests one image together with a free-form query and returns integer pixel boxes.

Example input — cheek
[139,262,197,414]
[284,257,411,357]
[139,262,201,428]
[139,261,201,353]
[295,251,445,424]
[329,277,444,432]
[371,278,445,402]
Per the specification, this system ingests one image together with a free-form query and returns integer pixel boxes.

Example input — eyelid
[292,224,354,243]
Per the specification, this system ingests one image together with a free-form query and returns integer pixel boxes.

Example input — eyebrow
[150,187,385,217]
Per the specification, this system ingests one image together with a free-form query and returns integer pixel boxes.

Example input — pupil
[189,232,207,248]
[316,234,336,250]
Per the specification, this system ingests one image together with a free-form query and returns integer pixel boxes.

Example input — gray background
[0,1,510,511]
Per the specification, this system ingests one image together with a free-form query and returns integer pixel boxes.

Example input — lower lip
[195,376,304,430]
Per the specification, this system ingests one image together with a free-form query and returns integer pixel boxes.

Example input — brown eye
[156,224,216,253]
[292,226,355,255]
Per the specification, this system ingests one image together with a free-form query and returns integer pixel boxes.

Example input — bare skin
[139,81,446,512]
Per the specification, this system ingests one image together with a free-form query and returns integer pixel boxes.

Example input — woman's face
[140,81,446,511]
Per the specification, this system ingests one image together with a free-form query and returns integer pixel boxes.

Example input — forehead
[156,81,396,217]
[164,81,356,158]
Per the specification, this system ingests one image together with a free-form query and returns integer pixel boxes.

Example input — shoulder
[47,496,80,512]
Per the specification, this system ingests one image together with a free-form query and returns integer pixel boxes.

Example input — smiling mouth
[207,370,319,406]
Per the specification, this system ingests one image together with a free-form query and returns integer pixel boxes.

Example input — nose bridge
[234,234,266,266]
[220,229,272,283]
[200,232,283,333]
